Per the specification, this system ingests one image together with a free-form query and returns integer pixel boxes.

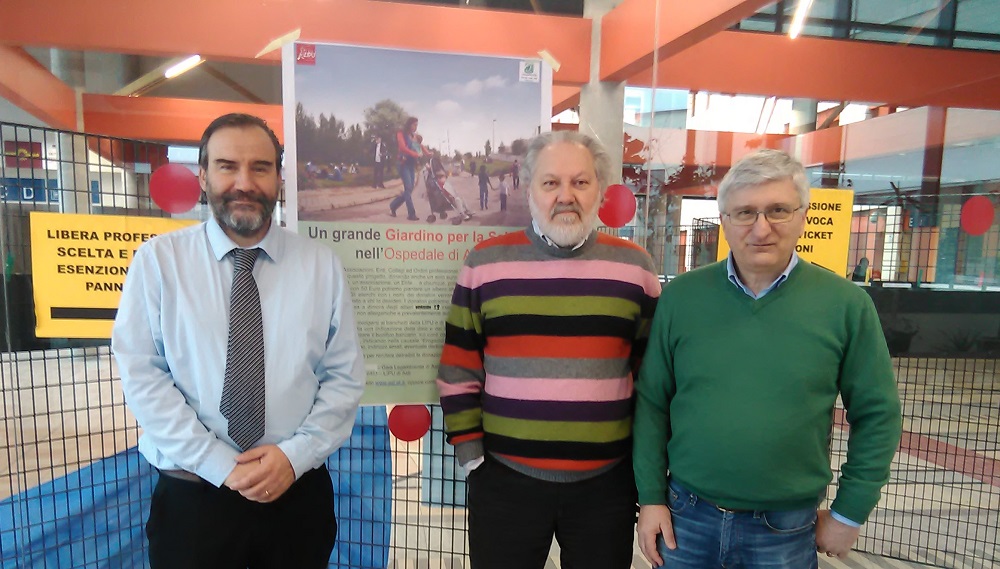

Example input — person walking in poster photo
[497,173,510,211]
[477,164,492,210]
[436,130,661,569]
[390,116,425,221]
[371,135,388,189]
[112,113,366,568]
[633,149,902,569]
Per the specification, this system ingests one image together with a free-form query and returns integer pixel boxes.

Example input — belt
[672,481,755,514]
[158,468,207,484]
[703,498,754,514]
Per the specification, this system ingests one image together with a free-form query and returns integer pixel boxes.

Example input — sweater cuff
[637,488,668,506]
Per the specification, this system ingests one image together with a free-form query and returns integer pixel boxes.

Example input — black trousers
[147,465,337,569]
[467,457,637,569]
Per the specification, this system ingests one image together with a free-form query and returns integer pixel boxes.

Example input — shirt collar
[726,252,798,300]
[206,216,283,262]
[531,219,590,251]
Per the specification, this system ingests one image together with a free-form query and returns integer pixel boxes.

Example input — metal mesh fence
[842,358,999,567]
[2,121,999,568]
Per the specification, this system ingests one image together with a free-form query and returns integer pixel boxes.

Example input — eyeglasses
[723,205,804,226]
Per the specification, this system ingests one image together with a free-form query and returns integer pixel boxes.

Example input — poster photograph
[283,42,551,403]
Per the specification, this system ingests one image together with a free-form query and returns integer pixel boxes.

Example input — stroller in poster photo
[424,157,475,225]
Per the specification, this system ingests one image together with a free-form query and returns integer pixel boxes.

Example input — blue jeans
[656,481,818,569]
[390,161,416,217]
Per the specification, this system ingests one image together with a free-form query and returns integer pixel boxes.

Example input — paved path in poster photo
[298,170,529,228]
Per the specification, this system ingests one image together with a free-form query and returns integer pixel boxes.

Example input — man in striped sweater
[436,131,661,569]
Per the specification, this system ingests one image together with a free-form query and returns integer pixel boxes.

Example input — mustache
[551,203,583,218]
[222,190,267,206]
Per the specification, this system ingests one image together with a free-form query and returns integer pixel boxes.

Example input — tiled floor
[388,436,970,569]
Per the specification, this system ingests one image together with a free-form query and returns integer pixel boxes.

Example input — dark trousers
[373,161,384,187]
[499,194,507,211]
[467,457,637,569]
[147,465,337,569]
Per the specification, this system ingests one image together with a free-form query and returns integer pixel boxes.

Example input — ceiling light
[788,0,815,39]
[164,55,204,79]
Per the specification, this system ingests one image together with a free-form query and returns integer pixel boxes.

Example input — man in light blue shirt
[113,113,365,568]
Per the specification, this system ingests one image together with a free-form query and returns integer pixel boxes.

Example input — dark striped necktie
[220,247,265,451]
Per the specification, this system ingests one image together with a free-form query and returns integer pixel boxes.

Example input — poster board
[283,42,551,403]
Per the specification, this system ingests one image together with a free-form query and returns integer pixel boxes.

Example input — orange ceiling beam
[0,45,77,130]
[82,87,591,145]
[601,0,772,83]
[553,85,581,116]
[627,31,1000,111]
[0,0,591,86]
[82,95,283,145]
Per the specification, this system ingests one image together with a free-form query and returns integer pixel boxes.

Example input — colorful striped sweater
[436,227,661,481]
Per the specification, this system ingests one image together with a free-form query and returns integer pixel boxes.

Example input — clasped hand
[223,444,295,503]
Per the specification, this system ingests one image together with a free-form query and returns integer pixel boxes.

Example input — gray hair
[522,131,613,195]
[717,149,809,212]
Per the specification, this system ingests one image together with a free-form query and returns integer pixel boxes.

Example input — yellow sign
[717,188,854,276]
[29,212,197,338]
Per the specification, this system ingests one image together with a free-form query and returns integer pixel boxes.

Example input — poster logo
[3,141,43,168]
[296,44,317,66]
[519,60,539,83]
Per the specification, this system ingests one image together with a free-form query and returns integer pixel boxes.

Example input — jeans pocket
[666,483,690,516]
[761,508,817,534]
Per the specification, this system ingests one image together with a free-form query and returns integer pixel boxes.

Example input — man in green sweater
[633,149,902,568]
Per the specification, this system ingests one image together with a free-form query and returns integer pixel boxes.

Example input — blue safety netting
[1,407,391,568]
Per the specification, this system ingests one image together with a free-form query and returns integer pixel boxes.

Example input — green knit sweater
[634,260,902,524]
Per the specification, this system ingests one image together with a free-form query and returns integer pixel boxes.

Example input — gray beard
[529,198,597,247]
[210,194,276,237]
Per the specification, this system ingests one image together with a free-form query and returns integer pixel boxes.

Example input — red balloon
[150,163,201,214]
[599,184,637,228]
[960,195,994,236]
[388,405,431,442]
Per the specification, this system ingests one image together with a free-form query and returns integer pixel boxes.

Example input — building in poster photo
[283,42,550,404]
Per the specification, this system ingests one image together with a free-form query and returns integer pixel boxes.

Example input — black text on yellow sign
[29,211,197,338]
[717,188,855,276]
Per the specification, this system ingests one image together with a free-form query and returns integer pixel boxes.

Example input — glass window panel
[805,0,838,20]
[800,22,834,37]
[852,28,938,46]
[954,0,1000,35]
[953,36,1000,51]
[855,0,948,27]
[740,18,780,32]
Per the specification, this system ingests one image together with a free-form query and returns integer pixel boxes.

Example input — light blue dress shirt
[725,252,799,299]
[725,252,861,528]
[112,218,366,487]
